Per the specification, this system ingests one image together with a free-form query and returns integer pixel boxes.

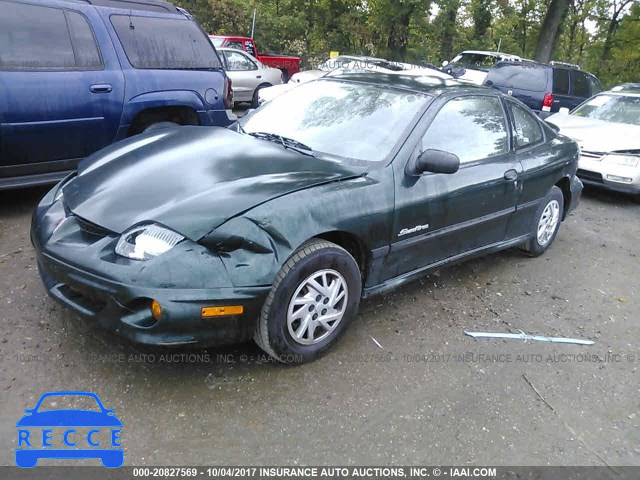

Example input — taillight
[542,93,554,112]
[223,77,233,109]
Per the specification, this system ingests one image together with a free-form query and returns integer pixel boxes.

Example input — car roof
[61,0,183,14]
[325,71,491,97]
[460,50,521,58]
[611,83,640,94]
[219,47,260,61]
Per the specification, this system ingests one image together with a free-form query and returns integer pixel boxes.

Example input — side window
[110,15,222,69]
[66,11,102,69]
[224,50,257,71]
[422,96,509,164]
[226,40,244,50]
[0,1,75,70]
[508,102,544,149]
[572,71,590,98]
[553,69,570,95]
[588,76,603,95]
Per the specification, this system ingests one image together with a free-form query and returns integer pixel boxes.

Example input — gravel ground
[0,185,638,467]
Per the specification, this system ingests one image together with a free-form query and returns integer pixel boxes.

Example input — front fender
[200,171,394,288]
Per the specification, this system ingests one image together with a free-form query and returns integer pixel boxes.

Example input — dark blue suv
[484,61,602,118]
[0,0,234,189]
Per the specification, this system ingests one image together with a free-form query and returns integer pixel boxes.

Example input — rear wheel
[522,186,564,257]
[143,121,180,133]
[255,239,361,364]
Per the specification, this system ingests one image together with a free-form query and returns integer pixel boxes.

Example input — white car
[259,56,451,105]
[442,51,522,85]
[547,85,640,199]
[218,47,283,107]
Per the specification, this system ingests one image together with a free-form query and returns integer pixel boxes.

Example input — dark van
[484,61,602,118]
[0,0,234,189]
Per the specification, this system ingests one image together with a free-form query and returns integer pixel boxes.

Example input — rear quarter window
[572,71,591,98]
[110,15,221,69]
[485,65,547,92]
[553,69,570,95]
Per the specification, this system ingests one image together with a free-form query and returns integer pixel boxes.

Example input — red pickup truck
[209,35,301,82]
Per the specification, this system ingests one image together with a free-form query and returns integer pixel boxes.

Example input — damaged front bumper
[31,190,269,347]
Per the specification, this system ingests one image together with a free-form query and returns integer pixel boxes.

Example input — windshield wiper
[248,132,316,157]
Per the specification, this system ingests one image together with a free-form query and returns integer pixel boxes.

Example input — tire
[522,186,565,257]
[255,239,362,364]
[143,121,180,133]
[251,83,271,108]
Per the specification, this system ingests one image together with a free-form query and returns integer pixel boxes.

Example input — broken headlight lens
[115,224,184,261]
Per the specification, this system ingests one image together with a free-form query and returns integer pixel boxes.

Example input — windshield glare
[210,37,223,47]
[239,80,428,162]
[572,94,640,126]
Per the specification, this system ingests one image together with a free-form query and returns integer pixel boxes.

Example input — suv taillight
[223,77,233,109]
[542,93,554,111]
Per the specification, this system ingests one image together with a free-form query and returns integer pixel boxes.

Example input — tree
[533,0,572,62]
[599,0,636,64]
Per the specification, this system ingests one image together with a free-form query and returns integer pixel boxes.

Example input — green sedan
[32,73,582,363]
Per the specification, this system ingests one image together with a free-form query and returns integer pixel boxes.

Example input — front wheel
[255,239,362,364]
[522,186,564,257]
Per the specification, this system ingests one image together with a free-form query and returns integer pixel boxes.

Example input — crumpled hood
[63,127,364,240]
[546,114,640,153]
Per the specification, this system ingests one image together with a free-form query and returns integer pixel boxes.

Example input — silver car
[218,47,283,107]
[547,85,640,199]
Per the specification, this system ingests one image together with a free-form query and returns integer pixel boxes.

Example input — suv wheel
[143,121,180,133]
[522,186,564,257]
[255,239,361,364]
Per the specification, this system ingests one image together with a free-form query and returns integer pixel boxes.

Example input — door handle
[90,84,113,94]
[256,75,262,79]
[504,169,518,181]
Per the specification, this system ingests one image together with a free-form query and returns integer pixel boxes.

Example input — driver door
[385,95,522,280]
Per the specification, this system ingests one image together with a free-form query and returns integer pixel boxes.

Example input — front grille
[577,169,604,184]
[74,215,111,237]
[581,150,604,160]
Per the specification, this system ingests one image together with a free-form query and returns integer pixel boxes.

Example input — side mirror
[442,61,449,67]
[408,149,460,176]
[558,107,570,115]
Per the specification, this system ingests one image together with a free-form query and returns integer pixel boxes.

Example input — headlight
[115,224,184,261]
[602,153,639,167]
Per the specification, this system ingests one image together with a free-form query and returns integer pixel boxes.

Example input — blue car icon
[16,391,123,468]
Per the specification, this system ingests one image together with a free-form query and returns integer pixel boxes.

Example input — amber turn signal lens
[150,300,163,321]
[201,306,244,318]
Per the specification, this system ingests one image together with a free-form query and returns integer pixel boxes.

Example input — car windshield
[36,395,101,412]
[238,80,428,162]
[572,94,640,126]
[210,37,224,47]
